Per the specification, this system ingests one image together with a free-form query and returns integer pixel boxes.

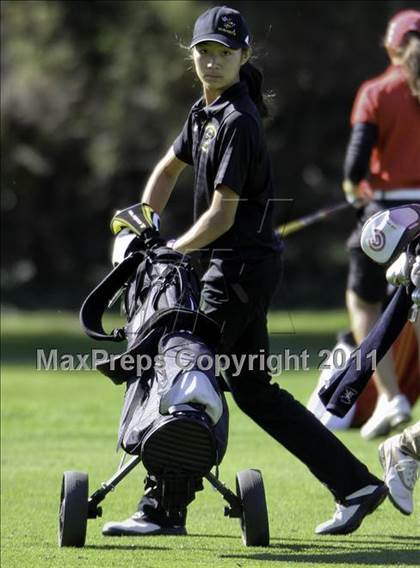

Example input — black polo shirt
[173,81,282,260]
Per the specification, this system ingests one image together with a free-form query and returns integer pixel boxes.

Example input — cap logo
[218,15,237,36]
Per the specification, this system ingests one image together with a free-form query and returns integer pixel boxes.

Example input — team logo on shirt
[201,122,217,153]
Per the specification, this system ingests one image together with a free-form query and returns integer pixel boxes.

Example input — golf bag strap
[80,252,144,342]
[96,308,221,385]
[97,327,162,384]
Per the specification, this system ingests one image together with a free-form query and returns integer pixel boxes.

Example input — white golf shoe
[102,512,187,536]
[315,484,387,535]
[360,394,411,440]
[379,434,419,515]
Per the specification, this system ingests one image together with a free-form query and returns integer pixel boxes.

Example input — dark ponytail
[240,61,272,119]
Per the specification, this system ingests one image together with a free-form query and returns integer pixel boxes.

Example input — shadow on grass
[272,535,420,546]
[187,533,239,539]
[388,535,420,542]
[83,537,419,563]
[220,545,420,565]
[84,544,169,551]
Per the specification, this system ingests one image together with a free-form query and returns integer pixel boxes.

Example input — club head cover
[385,251,414,287]
[411,256,420,289]
[360,204,420,265]
[111,229,139,267]
[412,287,420,307]
[110,203,160,237]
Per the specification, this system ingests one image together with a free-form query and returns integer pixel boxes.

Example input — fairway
[1,312,419,568]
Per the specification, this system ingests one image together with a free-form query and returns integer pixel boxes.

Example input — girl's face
[192,42,248,94]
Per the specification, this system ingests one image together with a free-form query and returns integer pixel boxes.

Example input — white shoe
[360,394,411,440]
[102,512,187,536]
[315,484,387,535]
[379,434,419,515]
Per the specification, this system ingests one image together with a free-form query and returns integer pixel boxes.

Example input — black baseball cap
[190,6,251,50]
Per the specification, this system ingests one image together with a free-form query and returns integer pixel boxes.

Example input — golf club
[277,201,351,237]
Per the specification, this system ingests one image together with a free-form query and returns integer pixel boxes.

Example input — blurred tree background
[2,0,418,310]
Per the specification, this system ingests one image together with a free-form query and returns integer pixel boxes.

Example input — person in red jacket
[342,9,420,440]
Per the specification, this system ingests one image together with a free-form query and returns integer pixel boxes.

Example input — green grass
[1,309,349,367]
[1,312,419,567]
[1,309,350,337]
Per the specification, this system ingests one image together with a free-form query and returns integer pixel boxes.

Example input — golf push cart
[58,203,270,548]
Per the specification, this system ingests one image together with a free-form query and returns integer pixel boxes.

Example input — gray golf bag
[59,204,270,548]
[80,221,228,510]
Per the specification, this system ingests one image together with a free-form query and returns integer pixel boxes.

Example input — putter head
[361,204,420,265]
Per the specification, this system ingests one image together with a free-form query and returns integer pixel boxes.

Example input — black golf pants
[137,251,380,526]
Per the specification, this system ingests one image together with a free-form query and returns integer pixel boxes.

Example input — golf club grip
[278,202,350,236]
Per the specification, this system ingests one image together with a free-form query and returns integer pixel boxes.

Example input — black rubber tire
[58,471,88,547]
[236,469,270,547]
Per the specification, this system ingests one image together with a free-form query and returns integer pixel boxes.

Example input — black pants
[137,251,380,526]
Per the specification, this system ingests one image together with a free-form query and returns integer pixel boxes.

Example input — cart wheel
[58,471,88,547]
[236,469,269,547]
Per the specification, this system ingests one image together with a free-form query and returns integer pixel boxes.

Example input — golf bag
[317,204,420,418]
[80,210,228,509]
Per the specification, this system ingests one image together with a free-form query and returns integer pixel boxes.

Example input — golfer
[342,9,420,440]
[103,5,386,537]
